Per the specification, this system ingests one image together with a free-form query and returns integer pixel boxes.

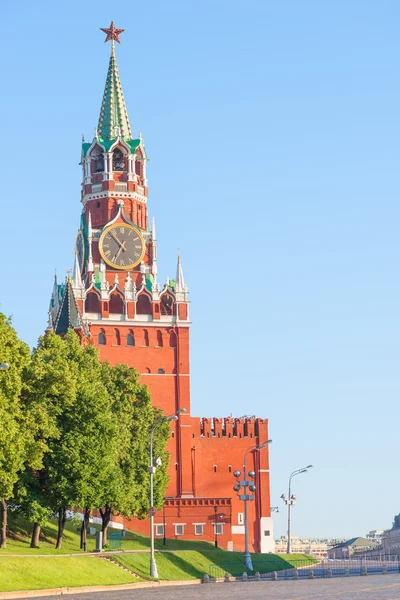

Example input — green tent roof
[97,44,132,143]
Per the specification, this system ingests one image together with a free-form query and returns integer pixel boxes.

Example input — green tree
[0,313,31,548]
[10,470,51,548]
[22,330,86,548]
[96,363,170,545]
[16,328,171,550]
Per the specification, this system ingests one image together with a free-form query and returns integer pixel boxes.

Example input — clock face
[99,223,145,270]
[76,231,85,272]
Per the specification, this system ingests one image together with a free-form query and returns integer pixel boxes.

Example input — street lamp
[0,363,10,371]
[149,408,186,578]
[233,439,272,571]
[281,464,313,554]
[213,506,225,548]
[271,506,280,514]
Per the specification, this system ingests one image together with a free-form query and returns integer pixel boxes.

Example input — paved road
[29,574,400,600]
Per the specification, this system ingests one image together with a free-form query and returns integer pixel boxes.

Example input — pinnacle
[97,44,132,143]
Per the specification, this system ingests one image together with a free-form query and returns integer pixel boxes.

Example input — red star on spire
[100,21,125,44]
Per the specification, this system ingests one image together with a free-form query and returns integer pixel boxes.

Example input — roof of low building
[330,537,372,550]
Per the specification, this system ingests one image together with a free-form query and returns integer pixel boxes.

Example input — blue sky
[1,0,399,539]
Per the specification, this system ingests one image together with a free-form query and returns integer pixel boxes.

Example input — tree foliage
[0,313,32,547]
[12,328,171,549]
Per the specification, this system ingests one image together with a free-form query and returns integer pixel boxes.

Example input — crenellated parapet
[199,417,268,440]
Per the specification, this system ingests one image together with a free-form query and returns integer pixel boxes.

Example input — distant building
[366,530,385,545]
[275,537,329,557]
[383,515,400,554]
[327,537,375,558]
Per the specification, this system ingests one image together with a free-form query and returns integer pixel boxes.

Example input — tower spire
[97,22,132,142]
[72,251,83,291]
[176,251,186,292]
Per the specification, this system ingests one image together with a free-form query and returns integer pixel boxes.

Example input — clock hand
[114,246,124,261]
[109,230,126,250]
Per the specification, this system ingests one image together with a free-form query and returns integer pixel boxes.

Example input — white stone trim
[82,316,192,327]
[259,517,275,553]
[232,525,245,535]
[82,190,147,206]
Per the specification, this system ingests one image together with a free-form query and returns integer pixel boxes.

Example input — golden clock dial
[99,223,145,270]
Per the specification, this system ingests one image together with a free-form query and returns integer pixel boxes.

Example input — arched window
[169,331,176,348]
[114,328,121,346]
[95,153,104,172]
[143,329,149,347]
[158,368,165,374]
[228,465,232,473]
[109,293,124,314]
[113,148,124,171]
[136,294,151,314]
[98,329,106,346]
[135,158,142,177]
[213,465,217,473]
[161,294,174,316]
[127,330,135,346]
[156,330,163,347]
[145,367,151,373]
[85,292,100,313]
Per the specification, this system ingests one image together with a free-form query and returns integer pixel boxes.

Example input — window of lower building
[175,524,184,536]
[214,523,223,535]
[194,524,204,536]
[155,524,164,537]
[264,530,270,536]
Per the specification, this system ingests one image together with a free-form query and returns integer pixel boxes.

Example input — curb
[0,579,202,599]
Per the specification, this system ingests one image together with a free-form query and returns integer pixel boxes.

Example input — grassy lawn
[114,550,317,580]
[0,556,139,592]
[1,515,100,554]
[0,514,316,591]
[2,513,228,554]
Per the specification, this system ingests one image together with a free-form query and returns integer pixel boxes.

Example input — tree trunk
[0,499,7,549]
[55,507,66,549]
[99,505,112,546]
[30,523,41,548]
[80,507,90,550]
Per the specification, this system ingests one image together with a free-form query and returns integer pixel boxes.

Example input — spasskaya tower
[48,23,274,553]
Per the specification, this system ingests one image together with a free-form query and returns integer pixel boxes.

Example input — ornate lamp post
[213,506,225,548]
[281,465,313,554]
[233,440,272,570]
[149,408,186,577]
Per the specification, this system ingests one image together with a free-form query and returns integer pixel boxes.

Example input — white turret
[151,216,158,282]
[87,212,94,272]
[72,251,84,297]
[176,252,186,292]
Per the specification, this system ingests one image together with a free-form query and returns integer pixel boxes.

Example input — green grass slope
[114,550,316,580]
[2,514,231,554]
[0,557,138,592]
